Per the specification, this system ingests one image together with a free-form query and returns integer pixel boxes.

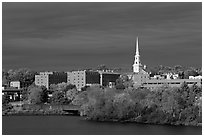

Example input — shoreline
[2,112,201,127]
[85,118,202,127]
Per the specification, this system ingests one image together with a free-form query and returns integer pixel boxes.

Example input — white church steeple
[133,37,141,73]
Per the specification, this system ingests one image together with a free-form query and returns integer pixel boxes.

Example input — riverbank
[3,103,201,127]
[84,117,202,127]
[3,110,201,127]
[2,103,80,116]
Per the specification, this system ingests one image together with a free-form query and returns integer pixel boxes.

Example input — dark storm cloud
[2,2,202,71]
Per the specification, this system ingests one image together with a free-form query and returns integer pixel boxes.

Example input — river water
[2,116,202,135]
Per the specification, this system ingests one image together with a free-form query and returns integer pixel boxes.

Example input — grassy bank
[2,103,79,116]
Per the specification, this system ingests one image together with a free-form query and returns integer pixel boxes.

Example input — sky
[2,2,202,71]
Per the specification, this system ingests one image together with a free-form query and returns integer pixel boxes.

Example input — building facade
[99,71,121,87]
[67,70,120,91]
[35,72,67,89]
[10,81,20,89]
[67,70,100,91]
[142,79,202,90]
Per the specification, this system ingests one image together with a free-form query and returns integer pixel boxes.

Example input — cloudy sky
[2,2,202,71]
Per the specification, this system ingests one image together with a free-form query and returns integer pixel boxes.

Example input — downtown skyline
[2,2,202,71]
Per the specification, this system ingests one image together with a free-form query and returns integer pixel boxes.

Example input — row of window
[143,82,197,85]
[36,82,47,84]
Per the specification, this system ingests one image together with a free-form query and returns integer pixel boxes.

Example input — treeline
[2,68,37,88]
[2,82,84,116]
[73,82,202,126]
[2,82,81,114]
[21,83,80,105]
[92,64,202,78]
[147,65,202,78]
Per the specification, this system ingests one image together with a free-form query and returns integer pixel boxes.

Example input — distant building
[132,37,149,87]
[172,74,179,79]
[142,79,202,90]
[35,74,49,89]
[151,75,165,80]
[132,70,149,87]
[162,73,179,80]
[40,72,53,75]
[189,75,202,79]
[35,72,67,89]
[98,71,120,87]
[10,81,20,89]
[67,70,120,91]
[131,37,202,90]
[67,70,100,91]
[2,88,23,101]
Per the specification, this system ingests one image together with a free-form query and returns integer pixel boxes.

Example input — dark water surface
[2,116,202,135]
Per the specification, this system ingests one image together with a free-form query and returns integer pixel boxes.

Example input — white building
[35,74,49,89]
[10,81,20,89]
[189,75,202,79]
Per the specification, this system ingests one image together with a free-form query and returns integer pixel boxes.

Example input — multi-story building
[67,70,100,91]
[35,74,49,89]
[98,71,121,87]
[67,70,120,91]
[132,37,202,90]
[35,72,67,89]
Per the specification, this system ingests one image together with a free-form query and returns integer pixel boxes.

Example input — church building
[132,37,149,87]
[132,37,201,90]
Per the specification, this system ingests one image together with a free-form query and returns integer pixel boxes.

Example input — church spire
[136,37,139,55]
[133,36,140,73]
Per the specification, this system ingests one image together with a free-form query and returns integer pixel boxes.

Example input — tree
[50,83,76,92]
[49,83,78,104]
[115,84,125,90]
[65,84,76,91]
[184,70,198,79]
[115,78,125,90]
[97,64,109,71]
[51,91,70,105]
[178,71,184,79]
[28,86,48,104]
[72,91,88,106]
[81,85,90,91]
[21,88,29,101]
[160,87,179,118]
[7,68,37,88]
[65,88,79,101]
[41,86,49,103]
[2,94,10,106]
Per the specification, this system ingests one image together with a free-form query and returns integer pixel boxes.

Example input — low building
[151,75,165,80]
[35,72,67,89]
[142,79,202,90]
[2,88,23,102]
[172,74,179,79]
[189,75,202,79]
[10,81,20,89]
